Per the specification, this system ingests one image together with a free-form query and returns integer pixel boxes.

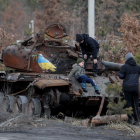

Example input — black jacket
[118,57,140,92]
[80,34,99,59]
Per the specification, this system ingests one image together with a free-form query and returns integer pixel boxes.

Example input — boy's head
[77,58,84,67]
[76,34,84,43]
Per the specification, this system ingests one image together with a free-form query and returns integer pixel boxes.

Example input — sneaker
[93,73,98,77]
[82,88,88,92]
[95,90,100,94]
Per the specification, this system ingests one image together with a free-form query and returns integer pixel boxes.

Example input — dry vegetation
[0,0,140,63]
[99,13,140,63]
[0,28,13,51]
[107,122,140,135]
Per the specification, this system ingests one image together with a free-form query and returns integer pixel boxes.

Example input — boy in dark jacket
[76,34,99,77]
[119,53,140,125]
[65,58,100,94]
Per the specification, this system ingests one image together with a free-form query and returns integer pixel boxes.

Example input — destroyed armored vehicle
[0,23,123,117]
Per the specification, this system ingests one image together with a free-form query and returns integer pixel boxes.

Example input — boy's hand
[65,78,69,81]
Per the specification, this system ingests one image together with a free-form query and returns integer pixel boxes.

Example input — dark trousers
[124,91,139,123]
[77,75,96,86]
[83,53,98,72]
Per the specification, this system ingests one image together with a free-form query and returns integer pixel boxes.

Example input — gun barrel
[102,61,123,71]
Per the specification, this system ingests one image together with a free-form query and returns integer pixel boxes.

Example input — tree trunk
[91,114,127,126]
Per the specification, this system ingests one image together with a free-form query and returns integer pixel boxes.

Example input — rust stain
[44,23,67,39]
[72,91,81,97]
[34,79,69,89]
[67,49,78,59]
[109,76,119,83]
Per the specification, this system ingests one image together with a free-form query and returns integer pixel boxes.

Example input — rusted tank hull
[0,71,111,117]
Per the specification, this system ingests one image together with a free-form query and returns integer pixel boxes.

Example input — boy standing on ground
[76,34,99,77]
[119,53,140,125]
[65,58,100,94]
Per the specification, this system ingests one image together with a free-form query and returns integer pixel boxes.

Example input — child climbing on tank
[65,58,100,94]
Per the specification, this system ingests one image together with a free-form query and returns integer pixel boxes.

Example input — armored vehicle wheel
[44,107,51,118]
[1,96,9,113]
[42,89,55,118]
[1,95,18,113]
[43,93,52,118]
[26,98,41,117]
[17,96,28,114]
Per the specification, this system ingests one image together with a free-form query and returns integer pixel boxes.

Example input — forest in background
[1,0,140,63]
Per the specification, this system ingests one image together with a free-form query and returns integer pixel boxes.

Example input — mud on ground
[0,113,140,140]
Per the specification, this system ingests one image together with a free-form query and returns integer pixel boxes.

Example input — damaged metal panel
[109,76,119,83]
[109,76,122,86]
[86,58,93,70]
[7,73,21,82]
[44,23,67,39]
[0,71,6,81]
[67,49,78,59]
[34,79,69,89]
[71,91,81,97]
[116,76,123,85]
[86,97,99,106]
[3,45,30,70]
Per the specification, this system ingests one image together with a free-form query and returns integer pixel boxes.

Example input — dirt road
[0,118,140,140]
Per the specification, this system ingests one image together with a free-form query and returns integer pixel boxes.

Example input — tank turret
[2,23,77,74]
